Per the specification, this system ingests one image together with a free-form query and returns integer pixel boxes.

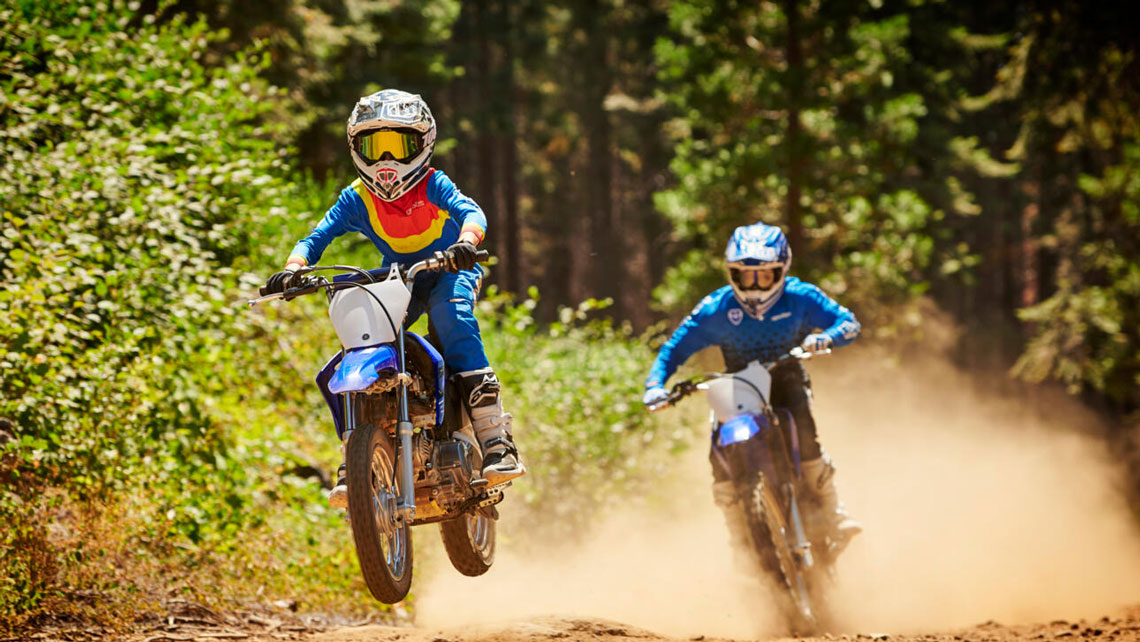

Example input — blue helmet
[724,222,792,318]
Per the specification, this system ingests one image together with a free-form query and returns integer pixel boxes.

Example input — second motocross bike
[248,250,506,603]
[648,348,838,633]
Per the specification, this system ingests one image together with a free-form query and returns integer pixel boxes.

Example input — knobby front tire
[346,422,413,603]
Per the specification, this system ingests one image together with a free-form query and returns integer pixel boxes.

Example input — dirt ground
[19,345,1140,642]
[97,608,1140,642]
[309,612,1140,642]
[348,612,1140,642]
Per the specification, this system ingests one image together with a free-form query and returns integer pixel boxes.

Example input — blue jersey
[288,169,488,268]
[645,278,861,389]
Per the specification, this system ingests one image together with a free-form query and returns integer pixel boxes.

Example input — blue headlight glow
[717,414,765,446]
[328,345,399,394]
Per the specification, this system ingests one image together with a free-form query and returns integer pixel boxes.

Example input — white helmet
[347,89,437,202]
[724,222,792,318]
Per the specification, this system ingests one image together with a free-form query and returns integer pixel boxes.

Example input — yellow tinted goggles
[355,130,423,162]
[729,266,780,290]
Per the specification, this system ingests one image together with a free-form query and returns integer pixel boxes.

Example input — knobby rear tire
[346,422,413,603]
[439,509,496,576]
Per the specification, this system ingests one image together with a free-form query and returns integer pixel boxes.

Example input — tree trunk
[474,0,503,289]
[499,0,523,293]
[578,0,616,306]
[784,0,805,256]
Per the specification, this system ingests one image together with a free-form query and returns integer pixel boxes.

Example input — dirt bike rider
[643,221,862,548]
[260,89,526,506]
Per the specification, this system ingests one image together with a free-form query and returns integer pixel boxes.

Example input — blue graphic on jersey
[645,277,861,390]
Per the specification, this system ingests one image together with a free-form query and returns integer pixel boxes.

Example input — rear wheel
[346,422,413,603]
[439,508,496,576]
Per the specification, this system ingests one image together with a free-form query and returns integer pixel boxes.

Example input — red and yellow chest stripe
[352,180,451,254]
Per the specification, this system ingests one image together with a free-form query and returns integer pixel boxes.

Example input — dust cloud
[414,506,781,638]
[414,345,1140,637]
[821,345,1140,632]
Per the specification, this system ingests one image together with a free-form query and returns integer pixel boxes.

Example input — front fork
[339,328,417,522]
[709,411,816,573]
[786,482,814,569]
[395,327,416,520]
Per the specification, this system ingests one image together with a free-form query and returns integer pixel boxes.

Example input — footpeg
[455,481,511,514]
[477,480,511,508]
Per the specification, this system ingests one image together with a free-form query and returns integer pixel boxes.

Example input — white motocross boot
[327,461,348,509]
[459,368,526,485]
[800,453,861,549]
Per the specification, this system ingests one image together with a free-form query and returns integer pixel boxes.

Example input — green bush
[0,2,694,629]
[0,0,334,624]
[478,289,695,540]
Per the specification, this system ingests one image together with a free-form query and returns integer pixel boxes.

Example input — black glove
[446,241,479,272]
[261,269,299,296]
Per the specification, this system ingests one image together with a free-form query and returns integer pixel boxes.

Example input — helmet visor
[354,129,424,163]
[729,266,781,291]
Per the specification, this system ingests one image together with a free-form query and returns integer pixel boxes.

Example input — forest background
[2,0,1139,633]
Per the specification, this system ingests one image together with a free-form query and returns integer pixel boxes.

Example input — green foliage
[0,1,362,625]
[1013,142,1140,408]
[478,289,691,538]
[181,0,461,176]
[4,0,1140,632]
[988,2,1140,411]
[651,1,979,332]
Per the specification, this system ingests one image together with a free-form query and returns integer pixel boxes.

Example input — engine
[411,432,478,520]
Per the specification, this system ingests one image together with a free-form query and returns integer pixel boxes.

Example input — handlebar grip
[475,250,490,262]
[281,279,321,301]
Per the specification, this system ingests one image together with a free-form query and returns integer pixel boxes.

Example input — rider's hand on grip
[261,269,299,296]
[643,386,669,411]
[800,333,833,354]
[445,241,479,272]
[281,276,320,301]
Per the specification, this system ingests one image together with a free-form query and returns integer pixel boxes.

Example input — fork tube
[343,392,355,443]
[395,326,416,518]
[786,483,814,569]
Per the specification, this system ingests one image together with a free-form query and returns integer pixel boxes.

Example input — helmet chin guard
[724,222,792,318]
[347,89,436,202]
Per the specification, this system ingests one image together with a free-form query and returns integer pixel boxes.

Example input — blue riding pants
[405,266,488,373]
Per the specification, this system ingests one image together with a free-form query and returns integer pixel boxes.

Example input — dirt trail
[110,606,1140,642]
[302,614,1140,642]
[404,345,1140,640]
[116,345,1140,642]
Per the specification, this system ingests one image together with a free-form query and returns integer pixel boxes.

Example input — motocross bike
[248,250,507,604]
[648,348,837,633]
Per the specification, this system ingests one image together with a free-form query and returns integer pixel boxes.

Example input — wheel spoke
[364,441,407,579]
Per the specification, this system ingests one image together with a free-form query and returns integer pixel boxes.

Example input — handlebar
[645,346,829,413]
[407,249,490,281]
[247,249,490,307]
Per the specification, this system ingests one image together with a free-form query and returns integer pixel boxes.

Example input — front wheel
[745,476,820,634]
[346,422,413,603]
[439,508,496,576]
